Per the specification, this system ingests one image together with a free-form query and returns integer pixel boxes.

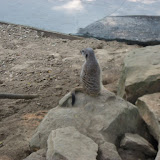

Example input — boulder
[78,16,160,45]
[98,142,122,160]
[30,89,151,151]
[136,93,160,141]
[118,45,160,103]
[23,149,46,160]
[46,127,98,160]
[120,133,157,157]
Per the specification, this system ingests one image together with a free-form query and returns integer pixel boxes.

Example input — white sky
[52,0,159,12]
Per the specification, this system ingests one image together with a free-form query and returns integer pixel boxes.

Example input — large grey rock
[30,89,150,150]
[78,16,160,45]
[98,142,122,160]
[46,127,98,160]
[136,93,160,141]
[136,93,160,160]
[120,133,157,157]
[118,45,160,103]
[23,149,46,160]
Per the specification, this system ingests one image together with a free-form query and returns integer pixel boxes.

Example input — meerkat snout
[80,49,86,58]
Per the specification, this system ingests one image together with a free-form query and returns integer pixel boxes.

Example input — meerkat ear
[85,54,88,59]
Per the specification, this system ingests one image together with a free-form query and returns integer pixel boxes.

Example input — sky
[0,0,160,33]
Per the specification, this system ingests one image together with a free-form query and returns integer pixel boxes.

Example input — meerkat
[0,93,38,99]
[60,47,102,106]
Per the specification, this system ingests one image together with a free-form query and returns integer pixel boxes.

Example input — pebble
[55,85,62,90]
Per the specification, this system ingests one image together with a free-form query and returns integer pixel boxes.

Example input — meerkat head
[80,48,95,61]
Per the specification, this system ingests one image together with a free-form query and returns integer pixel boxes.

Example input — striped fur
[80,48,101,96]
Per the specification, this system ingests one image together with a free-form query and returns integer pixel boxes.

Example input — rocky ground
[0,22,140,160]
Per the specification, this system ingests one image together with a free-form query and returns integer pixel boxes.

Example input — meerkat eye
[85,54,88,59]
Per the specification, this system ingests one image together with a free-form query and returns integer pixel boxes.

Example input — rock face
[78,16,160,45]
[30,90,151,152]
[98,142,122,160]
[46,127,98,160]
[120,133,157,157]
[136,93,160,141]
[118,45,160,103]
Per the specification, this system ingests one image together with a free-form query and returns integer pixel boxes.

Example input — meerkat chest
[81,62,100,78]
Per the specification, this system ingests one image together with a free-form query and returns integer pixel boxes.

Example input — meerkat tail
[0,93,39,99]
[71,87,84,106]
[71,91,76,106]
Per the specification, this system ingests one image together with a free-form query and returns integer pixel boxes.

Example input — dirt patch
[0,23,140,160]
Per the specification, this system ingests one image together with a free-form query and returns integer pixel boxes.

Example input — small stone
[46,127,98,160]
[98,142,122,160]
[120,133,157,157]
[55,85,62,90]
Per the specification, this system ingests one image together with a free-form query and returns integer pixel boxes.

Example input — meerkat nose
[80,49,85,54]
